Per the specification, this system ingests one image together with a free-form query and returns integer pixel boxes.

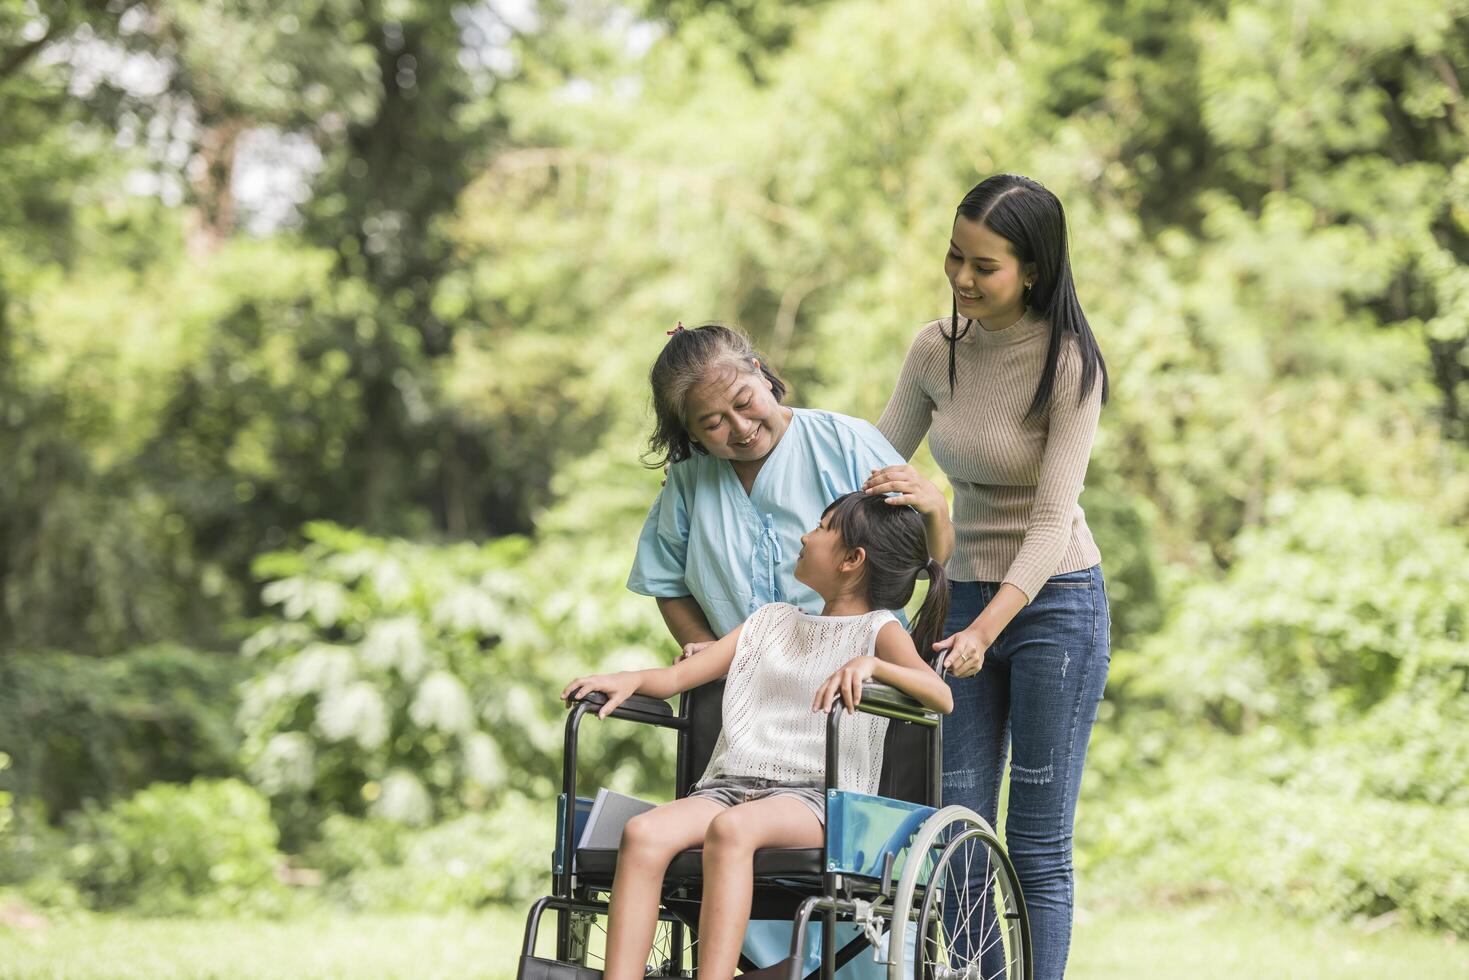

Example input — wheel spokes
[916,827,1023,980]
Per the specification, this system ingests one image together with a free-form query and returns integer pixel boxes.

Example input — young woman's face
[794,512,854,593]
[944,215,1034,323]
[684,365,787,463]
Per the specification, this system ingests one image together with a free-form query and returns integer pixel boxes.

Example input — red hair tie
[666,321,685,336]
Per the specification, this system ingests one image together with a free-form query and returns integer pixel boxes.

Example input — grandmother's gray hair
[642,323,787,469]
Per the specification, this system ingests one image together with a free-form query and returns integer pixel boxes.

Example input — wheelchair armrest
[853,681,939,727]
[566,691,686,730]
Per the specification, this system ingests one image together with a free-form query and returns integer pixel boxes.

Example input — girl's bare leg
[695,796,823,979]
[604,796,724,980]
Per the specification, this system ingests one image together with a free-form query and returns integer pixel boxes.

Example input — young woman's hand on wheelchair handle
[812,655,881,714]
[561,672,641,719]
[934,626,992,678]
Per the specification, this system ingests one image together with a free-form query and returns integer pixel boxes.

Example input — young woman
[874,173,1112,979]
[571,492,952,978]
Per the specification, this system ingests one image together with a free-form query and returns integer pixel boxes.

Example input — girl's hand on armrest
[812,656,881,715]
[561,672,642,719]
[872,622,955,715]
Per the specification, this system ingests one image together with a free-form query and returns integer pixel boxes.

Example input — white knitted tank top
[699,602,897,793]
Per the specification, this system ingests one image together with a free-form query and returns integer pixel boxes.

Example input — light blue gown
[628,407,909,977]
[629,407,903,636]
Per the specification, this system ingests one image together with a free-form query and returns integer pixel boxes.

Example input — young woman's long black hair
[822,492,950,663]
[943,174,1109,417]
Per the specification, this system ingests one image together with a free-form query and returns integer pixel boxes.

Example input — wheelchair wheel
[887,806,1031,980]
[913,825,1029,980]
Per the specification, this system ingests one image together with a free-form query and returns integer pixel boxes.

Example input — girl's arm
[563,623,743,719]
[812,621,954,716]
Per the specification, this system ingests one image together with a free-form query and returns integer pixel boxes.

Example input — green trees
[0,0,1464,931]
[0,0,540,655]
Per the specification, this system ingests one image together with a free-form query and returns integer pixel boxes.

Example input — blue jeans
[941,565,1110,980]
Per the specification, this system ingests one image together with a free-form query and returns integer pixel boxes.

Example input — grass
[0,900,1463,978]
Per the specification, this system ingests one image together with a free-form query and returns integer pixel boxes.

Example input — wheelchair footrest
[516,954,603,980]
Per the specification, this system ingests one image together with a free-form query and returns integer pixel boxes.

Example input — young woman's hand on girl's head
[863,465,946,518]
[560,672,641,719]
[812,655,881,714]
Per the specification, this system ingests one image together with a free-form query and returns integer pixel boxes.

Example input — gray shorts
[689,776,827,825]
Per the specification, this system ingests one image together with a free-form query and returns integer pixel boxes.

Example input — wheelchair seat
[574,844,826,881]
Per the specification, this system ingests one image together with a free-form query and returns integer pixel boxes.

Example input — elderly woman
[627,323,950,976]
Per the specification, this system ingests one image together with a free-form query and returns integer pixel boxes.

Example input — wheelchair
[518,660,1032,980]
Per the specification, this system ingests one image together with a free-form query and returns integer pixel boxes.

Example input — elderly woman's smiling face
[684,364,789,463]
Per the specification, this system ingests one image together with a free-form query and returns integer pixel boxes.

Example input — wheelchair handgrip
[567,691,686,729]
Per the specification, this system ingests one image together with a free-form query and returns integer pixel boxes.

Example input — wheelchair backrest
[675,678,726,797]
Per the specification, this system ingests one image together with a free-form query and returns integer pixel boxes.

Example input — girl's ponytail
[909,557,950,667]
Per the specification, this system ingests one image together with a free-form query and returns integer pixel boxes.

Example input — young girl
[564,491,953,979]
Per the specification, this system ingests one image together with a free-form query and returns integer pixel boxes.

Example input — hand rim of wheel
[885,805,1031,980]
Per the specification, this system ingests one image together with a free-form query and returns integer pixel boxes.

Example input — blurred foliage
[1082,725,1469,935]
[0,0,1466,935]
[238,522,534,840]
[0,0,568,656]
[1084,487,1469,930]
[1118,490,1469,734]
[63,779,288,916]
[309,798,550,910]
[237,522,675,847]
[0,647,249,820]
[0,753,12,838]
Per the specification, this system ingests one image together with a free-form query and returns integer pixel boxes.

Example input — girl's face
[684,365,788,463]
[794,513,859,594]
[944,215,1035,324]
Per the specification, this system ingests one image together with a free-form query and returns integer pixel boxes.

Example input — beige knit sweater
[877,310,1103,602]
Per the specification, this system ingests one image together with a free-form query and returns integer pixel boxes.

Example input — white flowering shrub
[238,522,548,841]
[237,521,677,849]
